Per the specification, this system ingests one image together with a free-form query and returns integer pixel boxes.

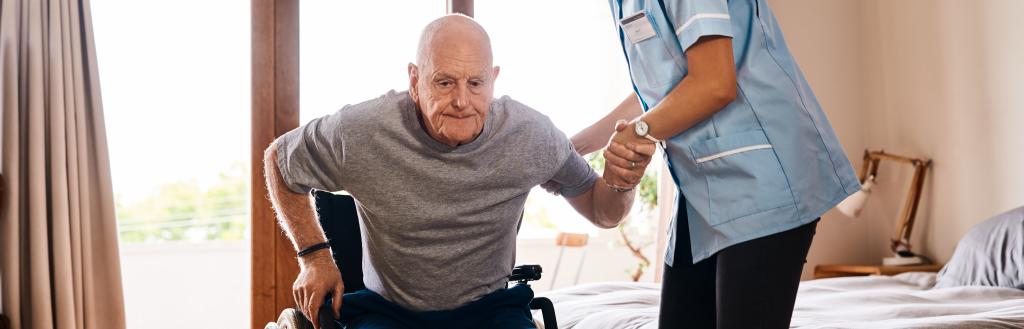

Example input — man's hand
[604,120,656,188]
[294,252,344,329]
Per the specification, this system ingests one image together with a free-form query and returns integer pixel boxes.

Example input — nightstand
[813,263,945,279]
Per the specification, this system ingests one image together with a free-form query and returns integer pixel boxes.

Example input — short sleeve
[498,96,598,197]
[551,143,598,198]
[274,112,348,194]
[663,0,734,51]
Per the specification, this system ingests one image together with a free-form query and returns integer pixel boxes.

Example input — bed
[534,206,1024,328]
[534,273,1024,329]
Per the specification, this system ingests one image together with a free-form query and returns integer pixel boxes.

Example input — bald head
[407,14,500,148]
[415,14,493,68]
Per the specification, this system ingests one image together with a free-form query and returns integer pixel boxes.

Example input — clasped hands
[545,119,658,194]
[602,119,657,190]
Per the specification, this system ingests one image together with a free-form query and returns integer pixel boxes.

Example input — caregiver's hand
[604,120,656,188]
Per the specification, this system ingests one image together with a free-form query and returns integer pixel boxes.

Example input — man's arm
[264,143,343,329]
[564,176,635,228]
[563,141,656,228]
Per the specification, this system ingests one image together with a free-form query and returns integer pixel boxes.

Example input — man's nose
[452,84,469,110]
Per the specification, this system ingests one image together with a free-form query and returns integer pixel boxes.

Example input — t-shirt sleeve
[552,147,598,198]
[273,111,347,194]
[663,0,734,52]
[542,121,597,197]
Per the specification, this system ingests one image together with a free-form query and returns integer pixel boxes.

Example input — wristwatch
[634,119,662,143]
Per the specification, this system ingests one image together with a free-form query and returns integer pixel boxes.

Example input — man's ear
[408,63,419,99]
[492,65,500,82]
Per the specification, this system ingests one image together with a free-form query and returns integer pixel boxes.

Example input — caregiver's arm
[616,36,736,143]
[570,94,644,155]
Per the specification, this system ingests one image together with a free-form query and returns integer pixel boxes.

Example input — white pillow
[935,206,1024,289]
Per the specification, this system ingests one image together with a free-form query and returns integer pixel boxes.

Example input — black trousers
[658,202,818,329]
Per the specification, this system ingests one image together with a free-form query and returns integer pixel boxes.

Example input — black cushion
[936,206,1024,289]
[312,190,365,293]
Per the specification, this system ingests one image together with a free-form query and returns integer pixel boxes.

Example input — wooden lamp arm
[892,161,930,253]
[862,150,931,255]
[860,150,932,255]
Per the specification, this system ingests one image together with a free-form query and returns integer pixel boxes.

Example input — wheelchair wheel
[266,308,313,329]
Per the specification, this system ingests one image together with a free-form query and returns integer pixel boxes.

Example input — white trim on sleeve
[675,13,731,36]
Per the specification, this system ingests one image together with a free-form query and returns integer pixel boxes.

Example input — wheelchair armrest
[509,264,543,284]
[530,297,558,329]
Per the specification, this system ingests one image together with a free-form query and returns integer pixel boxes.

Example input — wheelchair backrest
[311,190,366,293]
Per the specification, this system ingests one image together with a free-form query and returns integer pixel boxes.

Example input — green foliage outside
[116,162,249,243]
[523,194,557,230]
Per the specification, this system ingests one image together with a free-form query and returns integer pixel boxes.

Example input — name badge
[620,12,656,44]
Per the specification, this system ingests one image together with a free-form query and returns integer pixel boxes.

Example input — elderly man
[264,14,654,329]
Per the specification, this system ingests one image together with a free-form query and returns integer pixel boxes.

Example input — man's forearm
[567,177,635,229]
[264,144,331,262]
[590,177,635,228]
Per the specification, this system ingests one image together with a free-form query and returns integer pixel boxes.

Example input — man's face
[409,35,499,147]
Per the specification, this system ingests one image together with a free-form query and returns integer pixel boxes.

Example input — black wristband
[297,241,331,257]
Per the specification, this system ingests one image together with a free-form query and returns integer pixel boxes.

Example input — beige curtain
[0,0,126,328]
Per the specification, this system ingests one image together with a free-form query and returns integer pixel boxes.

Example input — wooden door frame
[447,0,473,17]
[250,2,468,327]
[250,0,299,327]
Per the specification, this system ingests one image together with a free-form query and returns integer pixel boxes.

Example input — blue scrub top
[608,0,861,264]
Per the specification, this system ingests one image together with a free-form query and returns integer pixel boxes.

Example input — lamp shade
[836,175,876,217]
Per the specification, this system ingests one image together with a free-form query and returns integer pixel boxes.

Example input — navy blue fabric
[330,284,537,329]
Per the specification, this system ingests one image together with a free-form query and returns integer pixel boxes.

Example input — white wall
[860,0,1024,263]
[768,0,1024,276]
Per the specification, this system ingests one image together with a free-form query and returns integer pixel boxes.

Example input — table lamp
[836,150,932,266]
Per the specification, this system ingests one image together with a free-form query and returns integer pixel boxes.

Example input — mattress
[533,273,1024,329]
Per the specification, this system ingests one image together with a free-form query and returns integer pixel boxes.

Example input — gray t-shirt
[275,90,597,311]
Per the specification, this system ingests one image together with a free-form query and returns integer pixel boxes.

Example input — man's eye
[437,80,453,88]
[469,80,484,88]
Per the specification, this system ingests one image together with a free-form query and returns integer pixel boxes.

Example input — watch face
[635,120,649,136]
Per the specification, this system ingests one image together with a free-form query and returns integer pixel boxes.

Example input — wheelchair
[266,190,557,329]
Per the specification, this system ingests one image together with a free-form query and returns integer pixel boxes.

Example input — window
[476,0,663,286]
[92,0,251,327]
[300,1,446,123]
[475,0,642,238]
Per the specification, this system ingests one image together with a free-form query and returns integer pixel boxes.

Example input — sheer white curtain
[0,0,126,328]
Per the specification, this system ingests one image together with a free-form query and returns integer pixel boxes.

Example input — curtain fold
[1,0,126,328]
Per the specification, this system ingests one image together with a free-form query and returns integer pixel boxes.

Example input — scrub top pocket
[690,130,795,226]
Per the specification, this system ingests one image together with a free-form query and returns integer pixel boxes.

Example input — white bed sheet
[534,273,1024,329]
